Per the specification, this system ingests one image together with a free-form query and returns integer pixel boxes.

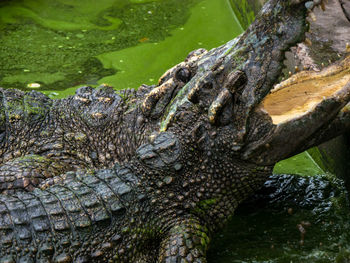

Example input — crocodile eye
[90,111,106,119]
[73,95,91,105]
[96,96,113,104]
[76,85,123,127]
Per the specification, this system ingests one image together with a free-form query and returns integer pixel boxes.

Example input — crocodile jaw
[243,56,350,165]
[261,56,350,125]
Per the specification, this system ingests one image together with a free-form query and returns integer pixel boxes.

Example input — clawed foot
[188,70,247,125]
[141,49,207,119]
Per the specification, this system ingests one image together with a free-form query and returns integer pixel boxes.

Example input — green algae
[0,0,243,98]
[130,0,161,3]
[0,0,163,31]
[308,147,336,175]
[95,0,243,91]
[3,72,65,86]
[0,0,122,31]
[228,0,257,29]
[0,0,207,96]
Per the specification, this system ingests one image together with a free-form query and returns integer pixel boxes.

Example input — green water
[0,0,242,98]
[274,151,326,177]
[208,174,350,263]
[0,0,349,262]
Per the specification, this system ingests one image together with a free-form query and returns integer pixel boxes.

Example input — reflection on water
[208,174,350,263]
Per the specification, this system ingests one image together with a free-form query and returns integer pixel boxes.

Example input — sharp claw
[141,79,177,118]
[142,49,205,118]
[187,84,200,104]
[305,38,312,46]
[208,89,232,124]
[187,72,213,104]
[223,70,247,94]
[158,62,186,86]
[308,11,317,22]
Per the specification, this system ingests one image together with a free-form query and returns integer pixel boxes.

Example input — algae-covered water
[0,0,242,97]
[1,0,350,262]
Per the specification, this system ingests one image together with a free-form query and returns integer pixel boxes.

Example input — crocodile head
[142,0,350,169]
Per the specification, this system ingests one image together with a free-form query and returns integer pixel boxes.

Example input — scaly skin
[0,85,157,193]
[0,0,350,262]
[0,47,207,194]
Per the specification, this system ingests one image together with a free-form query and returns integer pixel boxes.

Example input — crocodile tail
[0,165,144,262]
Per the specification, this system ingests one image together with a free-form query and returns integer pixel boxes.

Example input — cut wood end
[260,56,350,125]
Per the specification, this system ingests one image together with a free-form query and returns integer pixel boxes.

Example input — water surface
[0,0,242,97]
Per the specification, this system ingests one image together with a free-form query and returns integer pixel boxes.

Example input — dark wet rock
[242,174,342,212]
[208,173,350,263]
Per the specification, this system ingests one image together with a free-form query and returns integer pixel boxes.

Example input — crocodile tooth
[305,38,312,46]
[305,1,314,10]
[91,112,104,119]
[309,11,317,22]
[97,97,111,103]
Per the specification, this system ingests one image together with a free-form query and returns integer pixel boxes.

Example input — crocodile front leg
[158,217,210,263]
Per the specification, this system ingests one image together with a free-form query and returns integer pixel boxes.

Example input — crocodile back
[0,165,147,262]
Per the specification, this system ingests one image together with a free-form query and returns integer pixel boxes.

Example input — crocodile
[0,0,349,262]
